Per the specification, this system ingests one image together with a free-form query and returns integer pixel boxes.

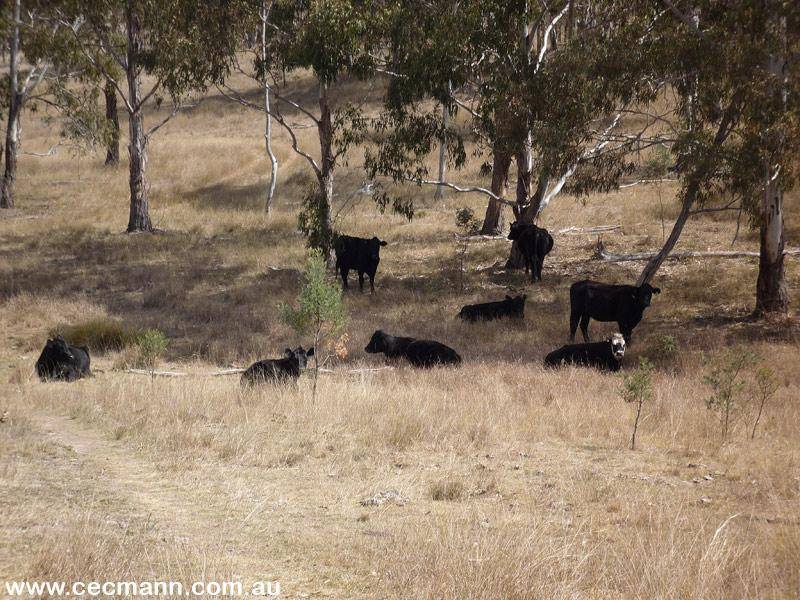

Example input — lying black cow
[459,294,526,322]
[508,222,554,282]
[544,333,626,372]
[569,280,661,344]
[333,234,388,293]
[364,330,461,367]
[241,346,314,385]
[35,336,91,381]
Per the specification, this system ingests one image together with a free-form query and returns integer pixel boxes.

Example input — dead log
[595,239,800,262]
[558,225,621,235]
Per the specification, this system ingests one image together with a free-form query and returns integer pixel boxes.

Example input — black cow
[459,294,526,322]
[35,336,91,381]
[333,235,388,293]
[544,333,626,372]
[569,280,661,344]
[241,346,314,385]
[364,330,461,367]
[508,222,554,282]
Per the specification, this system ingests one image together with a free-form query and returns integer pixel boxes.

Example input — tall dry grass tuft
[29,512,233,598]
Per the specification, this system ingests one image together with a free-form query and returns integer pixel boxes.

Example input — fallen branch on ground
[595,239,800,262]
[125,368,246,377]
[558,225,621,235]
[124,366,394,377]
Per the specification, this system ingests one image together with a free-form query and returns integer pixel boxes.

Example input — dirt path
[25,411,370,599]
[32,413,209,528]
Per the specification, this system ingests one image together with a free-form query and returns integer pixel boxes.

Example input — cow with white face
[544,333,626,372]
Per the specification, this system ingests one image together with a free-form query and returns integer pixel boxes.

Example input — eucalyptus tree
[215,0,285,213]
[367,0,660,250]
[0,0,76,208]
[250,0,379,257]
[55,0,239,231]
[633,0,798,316]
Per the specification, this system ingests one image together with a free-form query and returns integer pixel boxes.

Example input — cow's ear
[306,347,315,357]
[505,295,512,300]
[653,287,661,294]
[379,240,387,246]
[283,348,293,358]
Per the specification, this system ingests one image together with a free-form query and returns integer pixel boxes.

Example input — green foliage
[641,334,679,370]
[281,248,347,401]
[455,207,481,236]
[621,358,655,406]
[297,185,334,256]
[620,358,655,450]
[135,329,168,371]
[50,319,140,353]
[751,366,779,440]
[639,145,673,179]
[281,248,347,341]
[703,348,759,441]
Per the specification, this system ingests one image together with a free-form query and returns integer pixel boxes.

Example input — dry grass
[1,69,799,598]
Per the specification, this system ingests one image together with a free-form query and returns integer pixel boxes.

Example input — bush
[455,207,481,235]
[134,329,168,371]
[49,319,140,353]
[620,358,655,450]
[641,334,679,370]
[703,348,758,441]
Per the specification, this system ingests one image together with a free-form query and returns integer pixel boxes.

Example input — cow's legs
[579,315,591,342]
[620,324,633,345]
[340,268,350,289]
[368,271,376,293]
[358,271,365,292]
[569,311,581,342]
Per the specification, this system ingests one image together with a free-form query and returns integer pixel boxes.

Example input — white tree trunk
[755,16,789,316]
[125,0,152,232]
[261,0,278,213]
[434,82,451,201]
[0,0,21,209]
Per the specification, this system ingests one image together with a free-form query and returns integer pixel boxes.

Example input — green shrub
[703,348,758,441]
[641,334,679,369]
[620,358,655,450]
[135,329,168,370]
[455,207,481,235]
[49,319,140,353]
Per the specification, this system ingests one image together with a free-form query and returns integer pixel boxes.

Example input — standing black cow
[508,222,554,282]
[544,333,626,372]
[241,346,314,385]
[569,280,661,344]
[364,330,461,367]
[333,235,387,293]
[459,294,526,322]
[35,336,92,381]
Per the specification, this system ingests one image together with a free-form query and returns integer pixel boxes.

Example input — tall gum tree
[56,0,239,231]
[367,0,658,256]
[232,0,378,258]
[633,0,798,317]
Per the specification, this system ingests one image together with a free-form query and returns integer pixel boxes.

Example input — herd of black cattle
[34,224,661,384]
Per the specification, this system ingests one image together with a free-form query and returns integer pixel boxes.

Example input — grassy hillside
[1,71,798,598]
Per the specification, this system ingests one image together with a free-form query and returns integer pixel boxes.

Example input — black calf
[508,222,554,282]
[459,295,526,322]
[333,235,387,293]
[364,330,461,367]
[241,346,314,385]
[544,333,626,372]
[35,337,91,381]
